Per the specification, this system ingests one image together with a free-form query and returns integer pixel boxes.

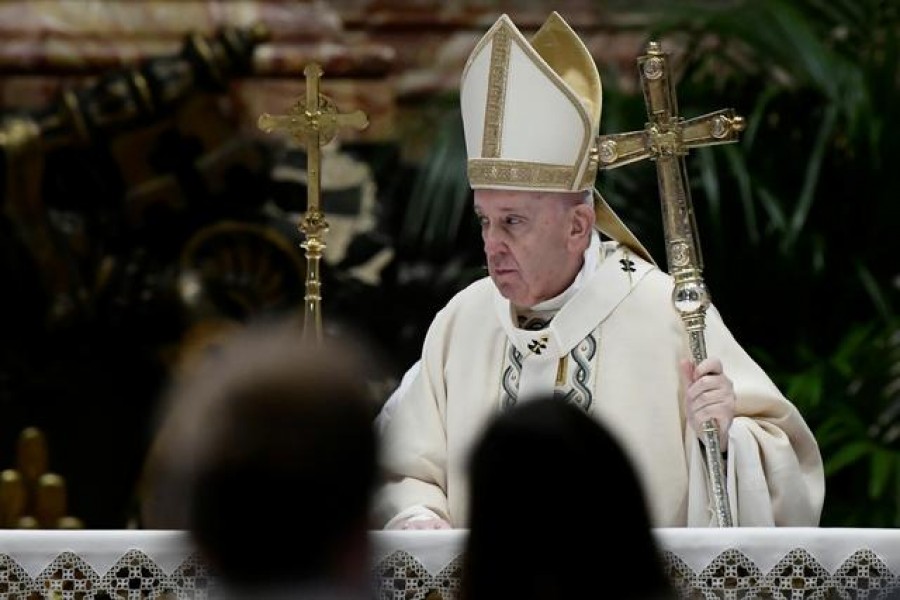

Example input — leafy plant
[618,0,900,526]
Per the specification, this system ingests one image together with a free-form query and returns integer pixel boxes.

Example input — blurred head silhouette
[141,317,380,597]
[460,395,674,600]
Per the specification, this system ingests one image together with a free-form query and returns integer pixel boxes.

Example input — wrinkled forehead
[473,188,584,213]
[473,189,555,214]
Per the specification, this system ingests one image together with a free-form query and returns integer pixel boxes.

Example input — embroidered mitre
[460,12,601,192]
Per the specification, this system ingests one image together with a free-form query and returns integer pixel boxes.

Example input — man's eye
[505,216,522,225]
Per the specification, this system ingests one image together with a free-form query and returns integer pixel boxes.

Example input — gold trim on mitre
[481,23,511,159]
[461,12,596,192]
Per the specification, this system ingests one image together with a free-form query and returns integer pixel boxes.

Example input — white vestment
[375,239,825,528]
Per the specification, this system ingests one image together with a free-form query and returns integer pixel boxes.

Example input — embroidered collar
[493,241,654,360]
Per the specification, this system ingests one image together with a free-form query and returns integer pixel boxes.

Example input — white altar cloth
[655,527,900,575]
[0,529,191,577]
[0,528,898,598]
[370,527,900,574]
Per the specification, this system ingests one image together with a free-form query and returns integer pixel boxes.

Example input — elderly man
[375,12,824,530]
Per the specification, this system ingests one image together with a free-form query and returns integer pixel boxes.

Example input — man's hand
[396,516,452,530]
[680,357,736,452]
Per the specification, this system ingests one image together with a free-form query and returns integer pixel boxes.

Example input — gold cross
[257,63,368,342]
[596,41,743,527]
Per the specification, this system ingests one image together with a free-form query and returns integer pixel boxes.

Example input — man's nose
[482,226,505,253]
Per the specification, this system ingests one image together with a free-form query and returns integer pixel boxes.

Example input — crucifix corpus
[257,63,368,343]
[596,41,745,527]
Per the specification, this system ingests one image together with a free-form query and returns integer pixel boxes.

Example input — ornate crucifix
[258,63,368,343]
[596,41,745,527]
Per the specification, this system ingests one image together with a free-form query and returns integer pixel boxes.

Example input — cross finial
[257,63,368,343]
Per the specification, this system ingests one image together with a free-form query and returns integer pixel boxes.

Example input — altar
[0,528,898,598]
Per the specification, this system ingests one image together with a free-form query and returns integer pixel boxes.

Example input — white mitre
[460,12,653,264]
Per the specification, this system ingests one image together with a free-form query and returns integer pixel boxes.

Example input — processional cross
[596,41,745,527]
[258,64,368,343]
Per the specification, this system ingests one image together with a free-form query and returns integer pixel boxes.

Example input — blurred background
[0,0,896,529]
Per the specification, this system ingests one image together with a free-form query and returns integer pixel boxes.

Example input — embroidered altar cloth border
[0,527,899,595]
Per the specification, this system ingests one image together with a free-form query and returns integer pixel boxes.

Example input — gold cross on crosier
[258,63,368,342]
[597,41,744,527]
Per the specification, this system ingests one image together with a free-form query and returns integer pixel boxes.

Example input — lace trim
[0,546,896,599]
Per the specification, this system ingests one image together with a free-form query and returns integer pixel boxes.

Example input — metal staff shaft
[597,41,745,526]
[659,156,733,529]
[647,46,734,528]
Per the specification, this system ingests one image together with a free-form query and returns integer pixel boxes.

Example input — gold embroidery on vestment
[555,356,568,386]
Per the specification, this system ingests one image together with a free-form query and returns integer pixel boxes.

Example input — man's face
[474,189,586,308]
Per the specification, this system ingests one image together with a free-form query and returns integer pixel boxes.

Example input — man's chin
[492,280,529,307]
[491,278,511,296]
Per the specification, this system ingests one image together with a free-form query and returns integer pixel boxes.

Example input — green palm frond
[400,110,471,257]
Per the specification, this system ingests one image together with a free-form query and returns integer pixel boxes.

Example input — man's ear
[568,203,595,248]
